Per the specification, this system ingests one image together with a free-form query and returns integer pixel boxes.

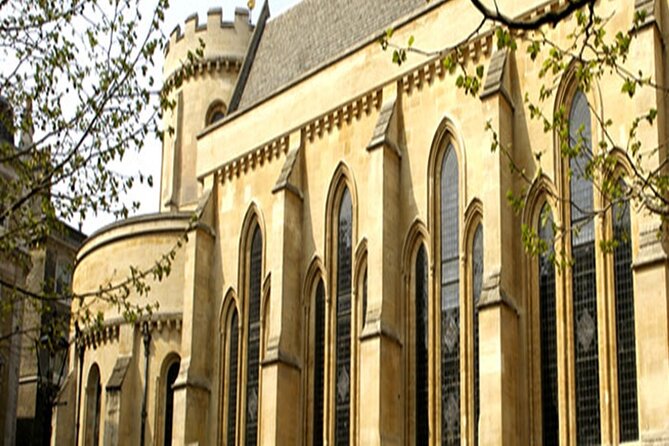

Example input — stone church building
[55,0,669,444]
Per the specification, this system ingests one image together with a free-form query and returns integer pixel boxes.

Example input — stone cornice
[80,312,183,351]
[304,90,383,142]
[212,90,383,185]
[218,135,290,184]
[164,55,243,87]
[203,0,593,187]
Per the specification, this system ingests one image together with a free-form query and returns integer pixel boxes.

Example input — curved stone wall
[73,212,195,318]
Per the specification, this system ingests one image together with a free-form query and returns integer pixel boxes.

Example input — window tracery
[538,204,559,446]
[569,90,601,444]
[335,188,352,445]
[245,226,262,446]
[313,279,326,446]
[226,310,239,446]
[612,181,638,442]
[415,244,429,445]
[439,143,460,445]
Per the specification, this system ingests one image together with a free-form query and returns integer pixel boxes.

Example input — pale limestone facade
[60,1,669,445]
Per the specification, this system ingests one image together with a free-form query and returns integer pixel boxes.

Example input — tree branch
[469,0,595,30]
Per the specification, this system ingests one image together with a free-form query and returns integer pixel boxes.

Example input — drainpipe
[139,321,151,446]
[74,323,84,446]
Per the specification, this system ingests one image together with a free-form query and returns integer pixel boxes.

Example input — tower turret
[161,7,254,210]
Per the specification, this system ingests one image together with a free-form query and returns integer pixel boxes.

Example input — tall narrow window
[415,245,429,445]
[85,364,102,446]
[538,205,559,445]
[472,224,483,445]
[227,310,239,446]
[569,90,601,444]
[362,268,368,327]
[613,182,638,442]
[245,226,262,445]
[313,280,326,446]
[440,144,460,444]
[335,188,352,445]
[164,360,180,446]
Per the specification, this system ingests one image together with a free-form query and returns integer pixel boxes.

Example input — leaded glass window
[472,224,483,446]
[227,310,239,446]
[538,205,559,446]
[569,90,601,444]
[415,245,429,445]
[440,144,460,445]
[335,188,352,445]
[613,183,638,442]
[313,280,326,446]
[245,227,262,446]
[164,360,180,446]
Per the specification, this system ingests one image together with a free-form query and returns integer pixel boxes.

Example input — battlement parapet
[164,7,254,79]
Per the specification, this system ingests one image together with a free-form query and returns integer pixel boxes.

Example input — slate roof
[236,0,433,110]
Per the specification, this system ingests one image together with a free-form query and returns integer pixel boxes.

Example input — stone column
[171,199,216,446]
[477,50,520,446]
[358,84,403,445]
[629,4,669,442]
[258,132,304,445]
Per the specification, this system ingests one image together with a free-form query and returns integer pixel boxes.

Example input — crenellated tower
[161,7,253,211]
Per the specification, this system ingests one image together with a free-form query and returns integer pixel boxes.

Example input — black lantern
[35,332,69,446]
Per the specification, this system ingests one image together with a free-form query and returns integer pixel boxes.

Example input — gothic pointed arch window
[313,278,326,446]
[361,267,368,328]
[245,225,262,446]
[471,223,483,445]
[538,204,559,445]
[226,309,240,446]
[439,143,460,444]
[569,89,601,444]
[414,244,429,445]
[335,187,352,445]
[612,180,639,442]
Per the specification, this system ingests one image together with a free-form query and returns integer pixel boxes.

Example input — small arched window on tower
[205,100,227,126]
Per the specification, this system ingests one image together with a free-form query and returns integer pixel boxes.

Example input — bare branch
[469,0,595,30]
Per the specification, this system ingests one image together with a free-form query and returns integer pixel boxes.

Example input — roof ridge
[236,0,435,111]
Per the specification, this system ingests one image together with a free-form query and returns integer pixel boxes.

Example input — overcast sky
[81,0,300,235]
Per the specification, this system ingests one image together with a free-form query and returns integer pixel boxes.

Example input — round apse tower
[161,7,254,211]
